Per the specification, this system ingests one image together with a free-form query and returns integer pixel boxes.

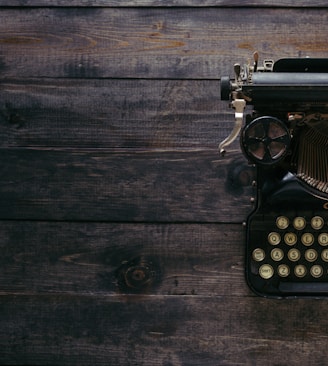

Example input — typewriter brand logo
[323,203,328,210]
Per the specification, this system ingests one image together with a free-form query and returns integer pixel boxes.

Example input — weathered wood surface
[0,8,328,79]
[0,222,246,296]
[1,0,328,6]
[0,149,255,222]
[1,2,328,366]
[0,79,233,148]
[1,295,328,366]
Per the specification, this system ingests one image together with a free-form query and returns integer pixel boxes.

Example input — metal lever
[218,98,246,155]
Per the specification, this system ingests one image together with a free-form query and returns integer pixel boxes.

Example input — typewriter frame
[220,56,328,298]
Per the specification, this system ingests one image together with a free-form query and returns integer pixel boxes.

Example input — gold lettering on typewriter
[293,217,306,230]
[310,265,323,278]
[311,216,324,230]
[321,249,328,262]
[294,265,307,278]
[288,248,301,262]
[271,248,284,261]
[259,264,274,279]
[278,264,290,278]
[268,232,281,245]
[252,248,265,262]
[305,249,318,262]
[284,232,297,246]
[318,233,328,246]
[276,216,289,230]
[301,233,314,246]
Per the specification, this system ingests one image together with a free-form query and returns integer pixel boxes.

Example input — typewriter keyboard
[250,215,328,282]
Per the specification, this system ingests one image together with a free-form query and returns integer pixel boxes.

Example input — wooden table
[1,1,328,365]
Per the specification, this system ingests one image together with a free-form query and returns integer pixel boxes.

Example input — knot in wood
[125,265,152,288]
[116,256,160,293]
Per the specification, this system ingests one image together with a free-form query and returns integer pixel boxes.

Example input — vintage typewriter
[220,52,328,297]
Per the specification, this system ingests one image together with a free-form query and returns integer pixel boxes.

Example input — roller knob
[220,76,232,100]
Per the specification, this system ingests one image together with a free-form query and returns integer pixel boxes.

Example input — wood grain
[0,8,328,79]
[0,79,234,149]
[1,294,328,366]
[2,2,328,366]
[0,221,247,297]
[0,149,256,222]
[1,0,328,7]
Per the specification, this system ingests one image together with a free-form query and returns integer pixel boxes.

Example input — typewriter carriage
[220,55,328,195]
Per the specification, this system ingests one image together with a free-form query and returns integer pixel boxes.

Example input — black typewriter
[220,53,328,297]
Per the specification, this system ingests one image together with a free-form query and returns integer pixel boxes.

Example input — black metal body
[222,58,328,297]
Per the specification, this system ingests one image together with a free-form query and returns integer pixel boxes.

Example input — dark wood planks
[0,79,234,149]
[0,149,255,222]
[1,294,328,366]
[0,221,247,297]
[1,0,328,7]
[0,78,253,222]
[0,8,328,79]
[2,2,328,366]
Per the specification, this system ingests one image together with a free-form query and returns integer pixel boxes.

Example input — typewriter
[220,53,328,297]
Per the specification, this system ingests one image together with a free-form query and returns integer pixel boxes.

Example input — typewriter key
[295,265,307,278]
[318,233,328,246]
[276,216,289,229]
[311,216,324,230]
[305,249,318,262]
[288,249,301,262]
[284,232,297,246]
[293,217,306,230]
[321,249,328,262]
[259,264,274,279]
[268,232,281,245]
[278,264,290,278]
[301,233,314,246]
[271,248,284,261]
[310,265,323,278]
[252,248,265,262]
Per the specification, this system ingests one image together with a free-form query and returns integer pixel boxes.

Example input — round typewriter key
[288,248,301,262]
[271,248,284,261]
[305,249,318,262]
[276,216,289,230]
[252,248,265,262]
[321,249,328,262]
[295,265,307,278]
[293,217,306,230]
[284,232,297,246]
[259,264,274,279]
[310,265,323,278]
[318,233,328,246]
[268,232,281,245]
[278,264,290,278]
[301,233,314,246]
[311,216,324,230]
